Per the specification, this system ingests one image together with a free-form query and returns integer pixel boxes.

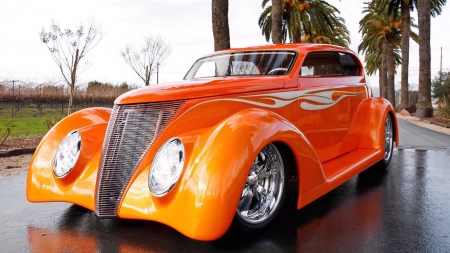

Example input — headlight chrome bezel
[149,138,185,197]
[53,130,82,178]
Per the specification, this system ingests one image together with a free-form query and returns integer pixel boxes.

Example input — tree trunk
[292,30,301,43]
[212,0,230,51]
[400,1,410,111]
[271,0,283,44]
[68,49,79,115]
[68,87,74,115]
[416,0,433,118]
[145,65,151,86]
[378,68,382,97]
[387,41,395,107]
[381,39,389,99]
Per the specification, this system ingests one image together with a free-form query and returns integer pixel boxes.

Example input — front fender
[119,108,323,241]
[26,107,111,210]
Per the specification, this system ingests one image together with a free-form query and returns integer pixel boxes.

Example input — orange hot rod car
[27,44,398,241]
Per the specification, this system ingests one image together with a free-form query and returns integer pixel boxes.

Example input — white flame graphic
[213,89,364,111]
[299,91,365,111]
[180,86,367,117]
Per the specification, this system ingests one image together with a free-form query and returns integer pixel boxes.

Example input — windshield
[184,51,297,79]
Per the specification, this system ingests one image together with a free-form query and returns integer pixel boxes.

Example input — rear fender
[358,98,399,149]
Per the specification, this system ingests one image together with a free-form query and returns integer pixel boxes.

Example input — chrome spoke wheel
[384,114,393,161]
[236,143,285,224]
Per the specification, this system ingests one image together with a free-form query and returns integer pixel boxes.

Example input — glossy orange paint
[27,107,111,210]
[27,44,399,241]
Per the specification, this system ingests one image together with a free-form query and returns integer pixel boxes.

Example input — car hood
[115,76,285,104]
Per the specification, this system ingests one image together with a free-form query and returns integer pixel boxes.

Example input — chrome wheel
[384,114,393,161]
[236,143,285,224]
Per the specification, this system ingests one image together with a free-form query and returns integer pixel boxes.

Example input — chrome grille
[95,101,185,217]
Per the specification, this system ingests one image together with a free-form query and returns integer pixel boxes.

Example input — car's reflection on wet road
[1,148,450,253]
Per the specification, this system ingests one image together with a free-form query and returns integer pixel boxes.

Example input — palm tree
[373,0,446,114]
[360,45,402,95]
[359,3,399,104]
[301,23,350,47]
[212,0,230,51]
[259,0,350,47]
[271,0,283,43]
[416,0,446,117]
[359,2,418,106]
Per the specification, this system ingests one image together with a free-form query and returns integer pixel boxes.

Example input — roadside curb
[0,148,36,158]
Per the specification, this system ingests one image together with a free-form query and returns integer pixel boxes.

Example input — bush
[432,71,450,120]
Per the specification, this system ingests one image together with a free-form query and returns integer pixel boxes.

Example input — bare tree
[121,36,172,86]
[40,18,104,115]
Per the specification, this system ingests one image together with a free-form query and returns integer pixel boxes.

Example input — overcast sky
[0,0,448,89]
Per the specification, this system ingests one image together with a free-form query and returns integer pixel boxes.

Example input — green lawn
[1,103,114,139]
[0,105,66,138]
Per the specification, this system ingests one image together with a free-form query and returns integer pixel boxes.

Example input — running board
[297,148,384,209]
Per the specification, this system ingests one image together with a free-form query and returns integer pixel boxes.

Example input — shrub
[432,71,450,120]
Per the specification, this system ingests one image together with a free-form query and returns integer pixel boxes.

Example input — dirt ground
[0,136,42,179]
[1,136,43,149]
[0,154,32,179]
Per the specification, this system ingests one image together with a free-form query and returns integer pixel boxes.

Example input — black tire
[375,113,394,169]
[233,143,289,231]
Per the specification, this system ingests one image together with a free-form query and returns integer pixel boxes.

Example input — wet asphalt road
[1,119,450,253]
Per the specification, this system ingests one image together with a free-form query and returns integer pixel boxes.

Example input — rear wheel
[234,143,288,231]
[376,113,394,169]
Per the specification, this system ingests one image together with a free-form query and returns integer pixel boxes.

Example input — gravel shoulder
[396,113,450,135]
[1,114,448,179]
[0,154,32,179]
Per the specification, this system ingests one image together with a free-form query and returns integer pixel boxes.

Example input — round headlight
[53,130,82,178]
[149,138,185,197]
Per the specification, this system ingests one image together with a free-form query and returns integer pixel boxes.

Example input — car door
[296,51,367,163]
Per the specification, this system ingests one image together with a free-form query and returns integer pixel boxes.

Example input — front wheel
[233,143,288,231]
[375,113,394,169]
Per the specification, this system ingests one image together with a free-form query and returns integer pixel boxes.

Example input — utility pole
[440,47,443,73]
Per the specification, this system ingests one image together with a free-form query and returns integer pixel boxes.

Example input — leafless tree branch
[121,36,172,86]
[40,17,104,114]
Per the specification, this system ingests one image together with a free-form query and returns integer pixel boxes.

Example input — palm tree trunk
[378,68,382,97]
[271,0,283,44]
[400,0,410,111]
[381,39,389,99]
[212,0,230,51]
[387,41,395,107]
[416,0,433,118]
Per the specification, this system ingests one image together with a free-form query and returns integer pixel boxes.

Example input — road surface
[1,119,449,252]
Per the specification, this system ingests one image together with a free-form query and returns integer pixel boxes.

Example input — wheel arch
[139,107,326,240]
[358,97,399,149]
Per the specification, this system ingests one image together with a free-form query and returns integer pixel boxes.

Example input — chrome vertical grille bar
[95,101,185,217]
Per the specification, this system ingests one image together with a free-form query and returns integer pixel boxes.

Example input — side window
[230,61,261,75]
[339,53,360,76]
[300,52,343,77]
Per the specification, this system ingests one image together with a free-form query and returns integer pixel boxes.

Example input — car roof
[207,43,356,57]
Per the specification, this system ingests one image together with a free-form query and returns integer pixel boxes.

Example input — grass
[0,103,114,139]
[0,105,67,138]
